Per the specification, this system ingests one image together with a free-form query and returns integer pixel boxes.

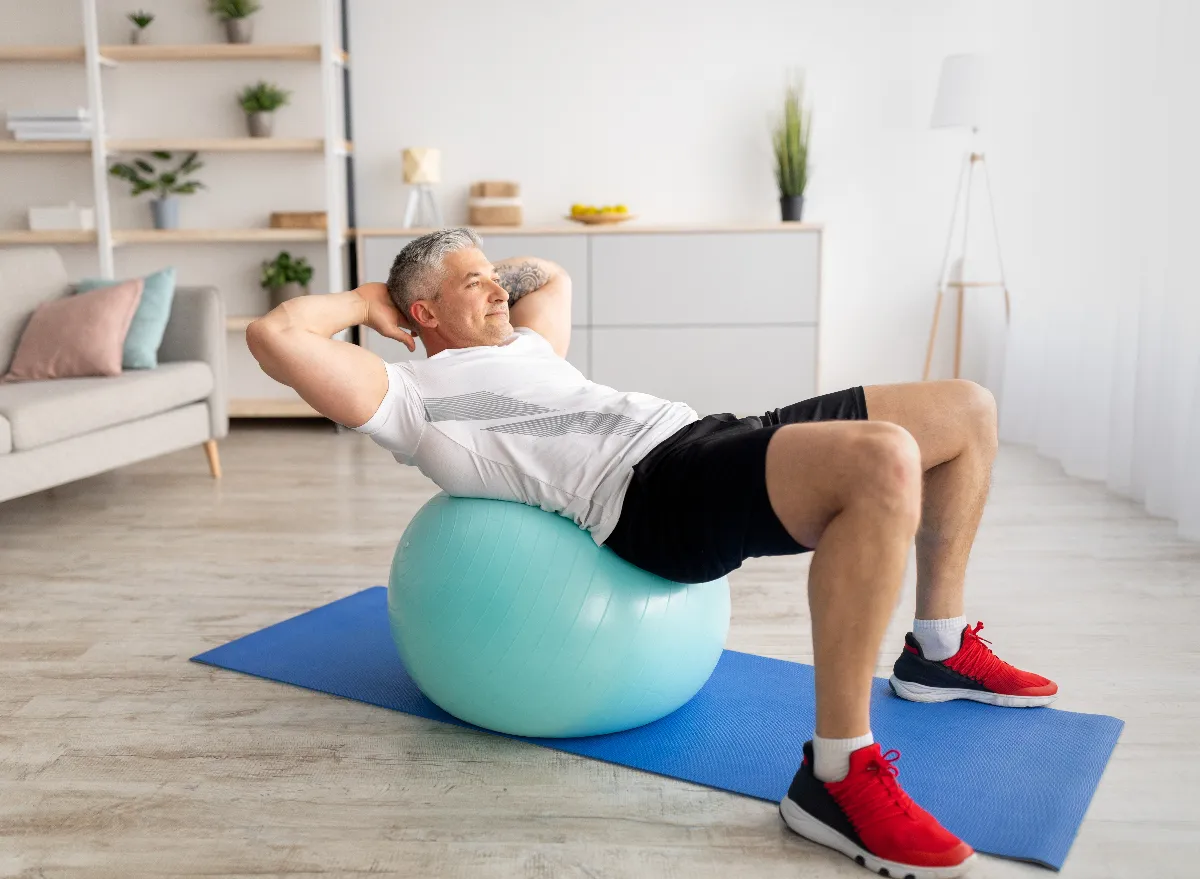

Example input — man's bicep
[246,323,390,428]
[509,277,572,358]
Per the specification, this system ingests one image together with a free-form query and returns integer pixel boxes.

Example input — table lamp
[402,147,444,229]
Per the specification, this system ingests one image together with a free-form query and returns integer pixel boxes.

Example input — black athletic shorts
[603,386,869,584]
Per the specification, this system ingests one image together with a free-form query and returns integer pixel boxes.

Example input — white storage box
[28,203,95,231]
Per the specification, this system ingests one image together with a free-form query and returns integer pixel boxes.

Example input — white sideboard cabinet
[357,223,822,416]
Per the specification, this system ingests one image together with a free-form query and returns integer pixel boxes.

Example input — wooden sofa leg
[203,440,222,478]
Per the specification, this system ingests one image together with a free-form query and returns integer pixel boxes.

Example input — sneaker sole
[889,675,1057,707]
[779,796,976,879]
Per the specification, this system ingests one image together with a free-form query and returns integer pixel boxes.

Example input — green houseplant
[238,81,291,138]
[209,0,261,44]
[772,75,812,222]
[109,151,204,230]
[261,251,314,309]
[127,10,154,44]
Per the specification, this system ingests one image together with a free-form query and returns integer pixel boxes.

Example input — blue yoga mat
[192,587,1122,870]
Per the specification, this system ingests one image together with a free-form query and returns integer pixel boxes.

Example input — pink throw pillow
[1,279,144,383]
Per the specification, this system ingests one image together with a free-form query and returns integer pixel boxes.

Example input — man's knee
[950,379,998,454]
[847,423,923,525]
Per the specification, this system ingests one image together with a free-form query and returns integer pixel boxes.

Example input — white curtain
[982,0,1200,541]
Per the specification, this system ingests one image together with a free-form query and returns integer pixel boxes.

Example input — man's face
[419,247,512,348]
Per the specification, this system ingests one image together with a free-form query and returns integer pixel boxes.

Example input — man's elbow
[245,319,270,362]
[245,320,286,380]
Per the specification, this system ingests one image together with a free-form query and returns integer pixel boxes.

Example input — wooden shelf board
[113,228,329,244]
[0,230,96,244]
[0,45,84,62]
[226,316,260,331]
[1,138,351,155]
[356,222,825,237]
[229,397,324,418]
[108,137,326,153]
[101,44,322,62]
[0,44,341,64]
[0,140,90,153]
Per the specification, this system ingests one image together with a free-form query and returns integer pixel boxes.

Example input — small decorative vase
[780,195,805,222]
[225,18,253,44]
[246,111,274,138]
[130,28,146,45]
[150,197,179,230]
[270,282,308,309]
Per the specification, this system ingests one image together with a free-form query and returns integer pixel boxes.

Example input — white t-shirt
[353,327,699,545]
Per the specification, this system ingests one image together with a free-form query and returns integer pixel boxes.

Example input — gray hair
[385,227,482,325]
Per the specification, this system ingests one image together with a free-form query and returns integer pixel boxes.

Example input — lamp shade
[403,148,441,184]
[930,54,983,130]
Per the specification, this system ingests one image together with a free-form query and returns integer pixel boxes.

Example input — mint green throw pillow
[77,267,177,369]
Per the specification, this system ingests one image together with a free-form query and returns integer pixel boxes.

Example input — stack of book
[6,108,92,141]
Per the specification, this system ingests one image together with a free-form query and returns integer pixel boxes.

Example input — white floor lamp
[924,54,1011,381]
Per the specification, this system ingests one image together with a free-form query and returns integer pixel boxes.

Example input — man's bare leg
[765,418,975,876]
[863,380,998,619]
[764,421,922,737]
[864,380,1056,711]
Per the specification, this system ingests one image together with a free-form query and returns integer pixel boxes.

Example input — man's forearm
[250,289,368,339]
[495,257,558,307]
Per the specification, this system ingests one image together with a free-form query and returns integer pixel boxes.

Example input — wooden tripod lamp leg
[953,286,965,379]
[203,440,222,479]
[923,287,945,381]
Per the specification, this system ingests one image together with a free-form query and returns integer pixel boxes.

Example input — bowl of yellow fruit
[566,204,636,225]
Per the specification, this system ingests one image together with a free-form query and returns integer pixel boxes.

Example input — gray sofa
[0,247,228,503]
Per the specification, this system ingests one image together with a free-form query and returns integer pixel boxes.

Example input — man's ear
[409,300,438,333]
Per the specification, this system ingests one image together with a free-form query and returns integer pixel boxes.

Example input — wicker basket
[269,211,327,230]
[468,181,522,227]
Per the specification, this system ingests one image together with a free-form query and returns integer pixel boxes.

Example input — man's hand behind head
[356,282,417,352]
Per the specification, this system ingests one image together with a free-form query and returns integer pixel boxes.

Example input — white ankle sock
[913,616,967,662]
[812,732,874,782]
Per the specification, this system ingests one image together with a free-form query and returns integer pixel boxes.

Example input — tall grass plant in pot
[108,151,204,230]
[772,75,812,222]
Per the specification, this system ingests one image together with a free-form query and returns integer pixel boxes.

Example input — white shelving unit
[0,0,352,418]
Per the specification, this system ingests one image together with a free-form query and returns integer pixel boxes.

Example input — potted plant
[127,10,154,44]
[772,75,812,222]
[108,151,204,230]
[209,0,261,44]
[261,251,314,309]
[238,81,291,138]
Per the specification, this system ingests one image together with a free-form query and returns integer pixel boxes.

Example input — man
[247,227,1056,879]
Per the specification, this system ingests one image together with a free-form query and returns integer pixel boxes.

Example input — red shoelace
[831,748,917,833]
[943,621,1009,684]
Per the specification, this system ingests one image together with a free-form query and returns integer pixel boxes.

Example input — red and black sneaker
[779,741,976,878]
[890,621,1058,707]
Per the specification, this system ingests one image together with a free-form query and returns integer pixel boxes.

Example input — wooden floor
[2,423,1197,879]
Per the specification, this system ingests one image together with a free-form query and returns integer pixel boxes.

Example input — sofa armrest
[159,285,228,440]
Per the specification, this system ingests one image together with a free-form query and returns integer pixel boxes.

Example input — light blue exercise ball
[387,493,731,738]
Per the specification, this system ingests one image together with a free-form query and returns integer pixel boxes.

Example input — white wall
[348,0,991,392]
[4,1,1187,429]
